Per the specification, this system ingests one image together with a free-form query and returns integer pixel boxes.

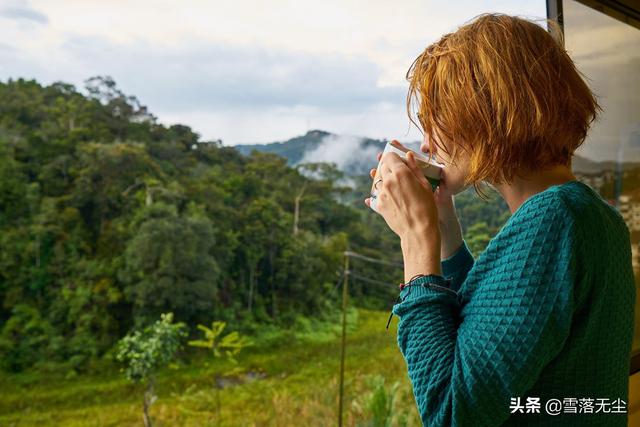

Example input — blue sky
[7,0,619,148]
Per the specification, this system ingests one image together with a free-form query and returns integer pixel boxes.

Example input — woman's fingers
[391,140,411,153]
[405,151,430,189]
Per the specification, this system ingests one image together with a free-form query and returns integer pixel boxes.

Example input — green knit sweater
[391,180,636,426]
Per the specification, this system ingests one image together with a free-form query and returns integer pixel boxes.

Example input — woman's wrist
[441,234,463,260]
[439,215,463,260]
[400,228,442,282]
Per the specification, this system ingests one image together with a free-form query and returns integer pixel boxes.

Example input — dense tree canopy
[0,76,508,373]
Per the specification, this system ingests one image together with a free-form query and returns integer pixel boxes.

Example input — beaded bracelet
[385,274,436,330]
[386,273,455,330]
[399,273,431,291]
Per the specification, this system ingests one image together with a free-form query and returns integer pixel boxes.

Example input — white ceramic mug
[369,140,444,213]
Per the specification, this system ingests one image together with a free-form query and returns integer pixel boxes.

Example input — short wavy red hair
[406,13,601,199]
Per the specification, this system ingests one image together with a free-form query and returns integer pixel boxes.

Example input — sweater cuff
[398,275,457,302]
[393,276,458,317]
[441,240,474,279]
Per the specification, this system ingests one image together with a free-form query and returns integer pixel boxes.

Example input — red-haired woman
[365,13,635,427]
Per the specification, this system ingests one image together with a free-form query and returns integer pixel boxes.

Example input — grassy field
[0,308,423,426]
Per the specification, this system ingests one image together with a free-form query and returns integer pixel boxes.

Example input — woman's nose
[421,141,434,154]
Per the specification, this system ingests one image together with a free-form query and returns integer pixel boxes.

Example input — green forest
[0,76,511,425]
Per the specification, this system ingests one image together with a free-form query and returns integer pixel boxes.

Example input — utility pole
[338,251,349,427]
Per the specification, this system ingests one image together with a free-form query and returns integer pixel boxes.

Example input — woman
[364,13,636,427]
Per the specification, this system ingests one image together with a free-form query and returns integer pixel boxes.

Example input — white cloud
[1,0,48,25]
[1,0,548,144]
[162,101,419,145]
[56,36,405,111]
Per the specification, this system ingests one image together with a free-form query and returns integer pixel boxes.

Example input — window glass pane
[563,0,640,356]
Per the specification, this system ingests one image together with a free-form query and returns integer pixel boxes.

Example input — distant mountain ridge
[233,130,418,176]
[233,130,393,171]
[233,129,636,176]
[233,130,334,165]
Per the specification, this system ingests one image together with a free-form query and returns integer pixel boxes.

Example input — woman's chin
[439,173,447,189]
[442,178,465,196]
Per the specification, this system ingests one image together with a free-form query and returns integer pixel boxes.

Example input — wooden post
[338,251,349,426]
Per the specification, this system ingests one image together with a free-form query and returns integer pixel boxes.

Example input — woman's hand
[365,149,439,237]
[368,140,464,261]
[364,141,442,280]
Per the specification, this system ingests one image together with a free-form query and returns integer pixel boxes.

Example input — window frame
[545,0,640,376]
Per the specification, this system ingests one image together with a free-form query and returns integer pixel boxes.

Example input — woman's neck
[489,163,578,215]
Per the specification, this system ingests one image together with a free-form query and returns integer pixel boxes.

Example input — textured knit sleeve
[440,240,475,293]
[392,195,576,426]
